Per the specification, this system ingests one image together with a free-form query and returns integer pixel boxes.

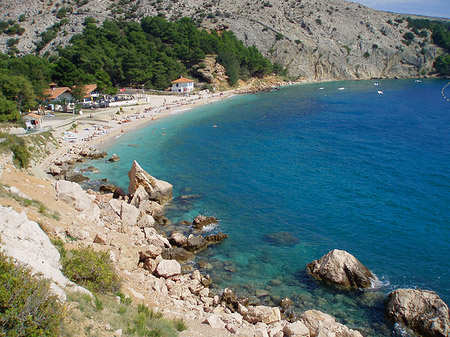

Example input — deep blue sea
[80,79,450,335]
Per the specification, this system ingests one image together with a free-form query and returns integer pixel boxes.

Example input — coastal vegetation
[0,251,64,336]
[0,16,283,123]
[407,18,450,76]
[0,133,30,168]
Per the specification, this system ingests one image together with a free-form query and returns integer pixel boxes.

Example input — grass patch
[63,292,181,337]
[0,184,60,221]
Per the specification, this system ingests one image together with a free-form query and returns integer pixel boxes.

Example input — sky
[351,0,450,19]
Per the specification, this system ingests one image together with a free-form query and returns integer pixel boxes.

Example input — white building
[171,76,194,93]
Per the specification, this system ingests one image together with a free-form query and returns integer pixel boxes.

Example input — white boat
[377,91,384,95]
[374,83,379,86]
[337,87,345,90]
[415,79,422,83]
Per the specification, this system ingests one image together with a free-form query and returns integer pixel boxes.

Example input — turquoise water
[80,79,450,335]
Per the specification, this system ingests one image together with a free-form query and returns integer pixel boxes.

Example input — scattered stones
[386,288,450,337]
[306,249,375,289]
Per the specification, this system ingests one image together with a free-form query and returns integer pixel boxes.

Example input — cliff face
[0,0,442,80]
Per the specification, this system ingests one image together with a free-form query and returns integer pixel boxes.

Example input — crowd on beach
[54,91,230,147]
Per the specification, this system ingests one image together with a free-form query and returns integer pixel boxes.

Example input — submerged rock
[205,232,228,243]
[306,249,375,289]
[386,288,450,337]
[263,231,299,247]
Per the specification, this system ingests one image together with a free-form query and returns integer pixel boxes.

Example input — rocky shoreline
[1,82,449,336]
[37,140,450,337]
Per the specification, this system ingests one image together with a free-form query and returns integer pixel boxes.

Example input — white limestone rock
[306,249,375,289]
[244,305,281,324]
[128,160,173,205]
[155,259,181,278]
[386,288,450,337]
[0,206,90,300]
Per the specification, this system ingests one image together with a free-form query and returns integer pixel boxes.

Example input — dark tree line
[0,16,284,122]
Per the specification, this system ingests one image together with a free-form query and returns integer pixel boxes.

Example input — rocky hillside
[0,0,445,80]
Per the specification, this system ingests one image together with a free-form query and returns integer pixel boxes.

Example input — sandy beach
[33,89,235,177]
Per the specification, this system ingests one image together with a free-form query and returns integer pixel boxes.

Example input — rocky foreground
[1,147,450,337]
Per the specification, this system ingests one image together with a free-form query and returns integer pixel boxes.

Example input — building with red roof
[171,76,194,93]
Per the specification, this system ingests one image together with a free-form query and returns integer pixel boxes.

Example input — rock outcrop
[0,0,440,80]
[0,206,90,301]
[386,288,450,337]
[127,160,173,205]
[306,249,375,289]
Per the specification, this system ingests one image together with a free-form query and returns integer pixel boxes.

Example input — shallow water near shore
[80,79,450,335]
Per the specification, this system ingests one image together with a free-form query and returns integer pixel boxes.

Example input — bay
[80,79,450,335]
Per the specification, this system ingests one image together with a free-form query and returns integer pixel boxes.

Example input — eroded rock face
[386,288,450,337]
[0,206,90,300]
[127,160,172,205]
[306,249,374,289]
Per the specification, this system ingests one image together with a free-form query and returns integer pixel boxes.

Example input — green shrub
[275,32,284,40]
[363,51,370,58]
[403,31,415,41]
[62,247,121,293]
[316,18,322,25]
[0,252,64,336]
[0,133,30,168]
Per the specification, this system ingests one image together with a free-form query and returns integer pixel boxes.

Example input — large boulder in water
[386,288,450,337]
[306,249,374,289]
[127,160,172,205]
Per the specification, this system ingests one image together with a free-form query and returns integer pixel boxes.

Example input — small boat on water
[374,82,379,86]
[415,79,422,83]
[377,91,384,95]
[337,87,345,90]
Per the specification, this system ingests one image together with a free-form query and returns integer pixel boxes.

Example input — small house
[43,84,99,111]
[23,113,43,131]
[171,76,194,93]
